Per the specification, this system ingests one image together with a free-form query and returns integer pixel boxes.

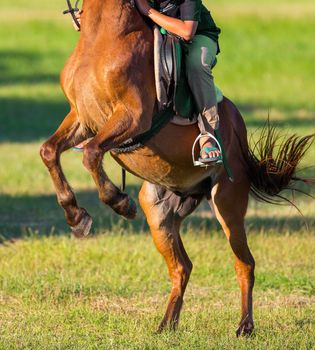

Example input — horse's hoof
[71,213,93,238]
[236,320,254,337]
[156,319,177,334]
[113,195,137,220]
[156,322,166,334]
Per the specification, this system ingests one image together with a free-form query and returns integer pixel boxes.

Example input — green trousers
[182,35,219,129]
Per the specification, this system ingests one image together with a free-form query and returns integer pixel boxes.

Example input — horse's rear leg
[210,179,255,337]
[139,181,203,331]
[40,111,93,237]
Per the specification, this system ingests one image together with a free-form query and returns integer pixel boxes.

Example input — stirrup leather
[192,132,223,167]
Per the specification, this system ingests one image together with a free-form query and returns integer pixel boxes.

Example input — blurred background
[0,0,314,238]
[0,0,315,236]
[0,1,314,348]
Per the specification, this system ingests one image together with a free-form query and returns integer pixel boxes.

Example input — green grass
[0,233,314,349]
[0,0,314,348]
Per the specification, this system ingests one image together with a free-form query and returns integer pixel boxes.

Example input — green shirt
[149,0,221,43]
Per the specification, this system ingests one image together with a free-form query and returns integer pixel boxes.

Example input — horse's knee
[40,142,57,168]
[82,144,102,171]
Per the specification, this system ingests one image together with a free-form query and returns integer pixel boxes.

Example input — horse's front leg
[82,104,151,219]
[40,110,93,237]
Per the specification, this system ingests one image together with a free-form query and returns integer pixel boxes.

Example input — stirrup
[192,132,223,167]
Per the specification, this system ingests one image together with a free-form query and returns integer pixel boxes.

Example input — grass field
[0,0,314,348]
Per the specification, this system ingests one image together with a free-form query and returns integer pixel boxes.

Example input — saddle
[153,26,223,123]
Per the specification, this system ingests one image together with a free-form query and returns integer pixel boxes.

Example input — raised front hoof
[70,213,93,238]
[112,195,137,220]
[236,319,254,337]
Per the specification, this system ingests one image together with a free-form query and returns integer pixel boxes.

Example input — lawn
[0,0,314,349]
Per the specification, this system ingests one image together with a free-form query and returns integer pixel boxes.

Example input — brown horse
[40,0,314,336]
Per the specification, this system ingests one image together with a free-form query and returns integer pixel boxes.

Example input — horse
[40,0,314,336]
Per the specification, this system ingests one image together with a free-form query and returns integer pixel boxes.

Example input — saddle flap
[153,26,168,110]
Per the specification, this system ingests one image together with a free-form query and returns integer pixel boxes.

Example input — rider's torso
[149,0,221,43]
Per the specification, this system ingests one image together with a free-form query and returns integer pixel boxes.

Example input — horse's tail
[243,120,315,204]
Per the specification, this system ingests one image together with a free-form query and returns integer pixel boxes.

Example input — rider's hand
[72,11,82,31]
[134,0,151,16]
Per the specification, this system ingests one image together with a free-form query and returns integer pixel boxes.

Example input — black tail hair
[245,120,315,205]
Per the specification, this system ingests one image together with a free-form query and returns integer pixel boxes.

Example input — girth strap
[112,105,174,154]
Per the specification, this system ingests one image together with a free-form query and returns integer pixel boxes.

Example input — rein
[63,0,81,29]
[63,0,136,31]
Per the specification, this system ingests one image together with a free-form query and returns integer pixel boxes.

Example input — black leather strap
[63,0,81,29]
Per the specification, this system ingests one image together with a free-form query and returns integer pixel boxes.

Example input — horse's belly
[111,124,213,192]
[112,151,203,191]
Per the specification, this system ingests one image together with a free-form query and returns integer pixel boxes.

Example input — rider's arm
[147,10,197,41]
[135,0,199,41]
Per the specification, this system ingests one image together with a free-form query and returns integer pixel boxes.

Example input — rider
[136,0,222,164]
[72,0,222,164]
